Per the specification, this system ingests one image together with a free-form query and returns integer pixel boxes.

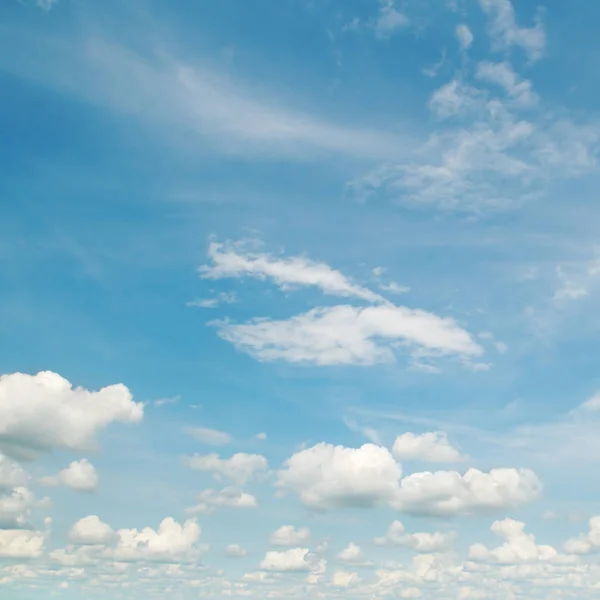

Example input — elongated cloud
[201,242,385,303]
[216,305,482,366]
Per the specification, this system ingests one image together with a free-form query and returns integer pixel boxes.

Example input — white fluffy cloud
[564,517,600,555]
[331,569,361,587]
[186,487,257,515]
[183,452,268,484]
[374,521,456,552]
[216,304,482,366]
[0,529,45,558]
[41,459,98,492]
[259,548,314,572]
[478,0,545,61]
[277,442,540,516]
[0,372,143,456]
[391,467,541,516]
[336,542,366,564]
[277,443,402,510]
[469,518,563,564]
[186,427,232,446]
[225,543,247,558]
[270,525,311,547]
[392,432,465,463]
[68,516,114,546]
[112,518,201,562]
[201,241,384,303]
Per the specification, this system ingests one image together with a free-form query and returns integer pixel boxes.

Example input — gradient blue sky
[2,0,600,598]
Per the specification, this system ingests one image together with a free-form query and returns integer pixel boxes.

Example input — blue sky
[2,0,600,597]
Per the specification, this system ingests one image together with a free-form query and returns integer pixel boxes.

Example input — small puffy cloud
[0,371,143,457]
[277,442,540,516]
[68,516,114,546]
[183,452,268,484]
[478,0,545,61]
[374,521,456,552]
[336,542,366,564]
[186,427,232,446]
[225,544,247,558]
[456,24,474,50]
[331,569,360,588]
[112,518,201,562]
[469,518,562,563]
[270,525,311,547]
[187,487,257,515]
[0,529,45,558]
[564,516,600,555]
[255,432,267,441]
[276,443,402,510]
[216,304,482,367]
[200,241,383,303]
[41,459,98,492]
[392,432,465,463]
[259,548,314,572]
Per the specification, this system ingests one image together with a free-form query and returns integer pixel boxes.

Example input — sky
[2,0,600,598]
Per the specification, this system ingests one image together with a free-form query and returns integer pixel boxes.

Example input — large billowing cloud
[277,442,540,516]
[0,372,143,457]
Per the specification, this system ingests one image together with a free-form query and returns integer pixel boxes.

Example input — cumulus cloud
[276,443,402,510]
[216,304,482,367]
[68,516,114,546]
[564,517,600,555]
[259,548,315,572]
[372,0,409,40]
[0,372,143,458]
[336,542,367,564]
[478,0,546,61]
[392,432,465,463]
[111,518,201,562]
[270,525,311,547]
[391,468,541,516]
[277,442,540,516]
[0,529,45,558]
[41,459,99,492]
[332,569,361,587]
[186,487,257,515]
[374,520,456,552]
[185,427,232,446]
[225,543,247,558]
[183,452,268,484]
[469,518,565,563]
[200,241,384,303]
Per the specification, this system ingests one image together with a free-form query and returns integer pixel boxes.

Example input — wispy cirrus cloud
[200,241,386,304]
[0,29,407,163]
